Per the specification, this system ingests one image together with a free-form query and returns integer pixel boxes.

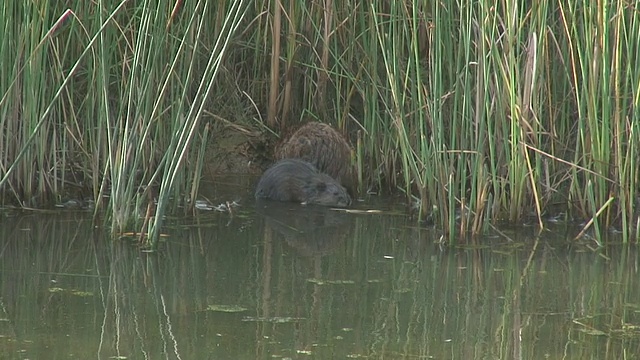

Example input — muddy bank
[203,122,272,177]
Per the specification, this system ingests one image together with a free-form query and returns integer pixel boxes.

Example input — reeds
[263,0,639,243]
[1,1,638,244]
[0,1,251,248]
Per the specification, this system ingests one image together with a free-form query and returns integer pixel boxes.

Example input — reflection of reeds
[0,212,638,357]
[0,214,106,354]
[1,1,638,244]
[0,212,262,357]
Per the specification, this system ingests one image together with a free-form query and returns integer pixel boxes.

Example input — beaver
[255,159,351,207]
[275,122,355,195]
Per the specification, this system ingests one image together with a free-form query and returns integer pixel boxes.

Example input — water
[0,182,639,359]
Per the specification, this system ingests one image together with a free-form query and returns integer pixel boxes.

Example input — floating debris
[205,304,248,313]
[306,278,355,285]
[48,288,94,297]
[242,316,305,323]
[195,199,240,212]
[194,200,214,211]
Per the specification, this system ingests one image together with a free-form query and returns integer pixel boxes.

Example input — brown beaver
[255,159,351,207]
[275,122,355,194]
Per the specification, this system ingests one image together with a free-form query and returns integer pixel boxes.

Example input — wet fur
[276,122,354,194]
[255,159,351,207]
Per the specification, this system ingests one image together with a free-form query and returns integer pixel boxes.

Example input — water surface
[0,182,638,359]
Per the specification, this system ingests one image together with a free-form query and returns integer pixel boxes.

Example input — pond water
[0,178,638,359]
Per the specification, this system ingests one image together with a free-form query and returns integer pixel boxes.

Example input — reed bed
[0,1,638,245]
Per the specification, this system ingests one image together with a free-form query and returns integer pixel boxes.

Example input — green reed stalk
[571,1,612,226]
[0,4,122,208]
[0,3,63,205]
[610,1,640,242]
[558,0,640,243]
[1,1,250,244]
[372,5,423,201]
[2,1,639,244]
[146,0,251,248]
[132,0,640,244]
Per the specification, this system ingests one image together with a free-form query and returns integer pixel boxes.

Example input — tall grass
[0,1,250,248]
[256,0,639,242]
[1,1,638,244]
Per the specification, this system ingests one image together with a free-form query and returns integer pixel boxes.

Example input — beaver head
[300,176,351,207]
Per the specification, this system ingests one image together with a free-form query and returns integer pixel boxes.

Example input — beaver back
[275,122,354,194]
[255,159,351,207]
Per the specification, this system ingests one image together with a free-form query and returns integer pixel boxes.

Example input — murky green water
[0,182,639,359]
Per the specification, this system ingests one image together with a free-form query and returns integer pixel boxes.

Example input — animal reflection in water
[256,202,352,257]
